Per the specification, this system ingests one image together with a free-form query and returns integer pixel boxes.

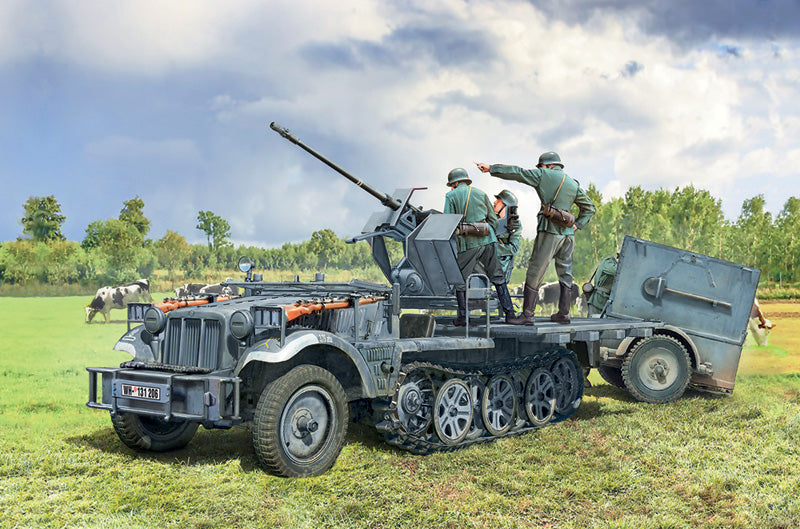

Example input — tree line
[1,188,798,289]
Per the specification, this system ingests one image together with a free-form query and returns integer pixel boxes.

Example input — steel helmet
[538,151,564,167]
[494,189,518,207]
[447,167,472,186]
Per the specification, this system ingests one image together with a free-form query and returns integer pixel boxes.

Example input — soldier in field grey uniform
[477,152,595,325]
[444,168,516,326]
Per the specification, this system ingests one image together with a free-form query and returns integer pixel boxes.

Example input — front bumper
[87,366,241,427]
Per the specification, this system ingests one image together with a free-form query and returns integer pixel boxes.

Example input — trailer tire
[597,365,625,388]
[622,335,691,403]
[112,413,198,452]
[253,365,349,478]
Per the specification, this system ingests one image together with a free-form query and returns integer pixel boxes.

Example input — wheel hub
[401,387,422,414]
[279,385,333,463]
[649,359,669,384]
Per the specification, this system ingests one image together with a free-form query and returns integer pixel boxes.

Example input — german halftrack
[87,123,758,477]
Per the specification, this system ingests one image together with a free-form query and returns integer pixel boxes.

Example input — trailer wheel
[622,335,691,403]
[597,365,625,388]
[253,365,349,477]
[112,413,198,452]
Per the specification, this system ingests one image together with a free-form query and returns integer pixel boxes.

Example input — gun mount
[270,122,464,302]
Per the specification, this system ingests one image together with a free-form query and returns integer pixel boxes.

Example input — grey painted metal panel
[607,236,759,385]
[608,236,759,345]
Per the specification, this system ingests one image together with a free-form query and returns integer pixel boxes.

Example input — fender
[235,330,377,398]
[615,325,701,370]
[113,325,156,363]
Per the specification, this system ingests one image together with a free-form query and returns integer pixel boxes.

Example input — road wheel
[253,365,349,477]
[433,378,473,445]
[523,368,555,426]
[622,335,691,403]
[597,365,625,388]
[551,355,583,416]
[112,413,198,452]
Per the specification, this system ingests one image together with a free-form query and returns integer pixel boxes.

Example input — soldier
[493,189,522,284]
[444,168,516,325]
[477,152,595,326]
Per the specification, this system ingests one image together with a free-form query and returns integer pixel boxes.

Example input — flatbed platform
[434,316,659,344]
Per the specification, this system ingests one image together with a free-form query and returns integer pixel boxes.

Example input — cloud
[3,0,800,246]
[85,136,202,165]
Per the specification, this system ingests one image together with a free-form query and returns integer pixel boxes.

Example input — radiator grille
[164,318,221,370]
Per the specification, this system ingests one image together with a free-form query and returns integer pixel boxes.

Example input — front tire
[622,335,691,403]
[253,365,349,478]
[112,414,198,452]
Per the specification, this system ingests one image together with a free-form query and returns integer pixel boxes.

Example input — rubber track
[378,349,583,455]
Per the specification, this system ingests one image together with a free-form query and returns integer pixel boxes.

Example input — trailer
[583,236,760,403]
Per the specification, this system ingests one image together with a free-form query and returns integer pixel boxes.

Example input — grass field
[0,296,798,528]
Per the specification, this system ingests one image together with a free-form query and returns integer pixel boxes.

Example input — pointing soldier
[477,152,595,326]
[444,168,516,325]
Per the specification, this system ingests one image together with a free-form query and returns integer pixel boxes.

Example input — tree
[306,229,346,269]
[155,230,191,280]
[776,196,800,282]
[196,210,231,252]
[82,220,105,250]
[119,196,150,238]
[92,219,146,283]
[20,195,66,242]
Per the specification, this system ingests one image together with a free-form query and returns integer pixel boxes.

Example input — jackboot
[493,282,517,323]
[453,290,467,327]
[550,282,572,324]
[507,284,538,326]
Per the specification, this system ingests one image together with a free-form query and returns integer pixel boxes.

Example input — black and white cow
[512,281,588,316]
[175,280,239,298]
[174,283,208,297]
[85,279,152,323]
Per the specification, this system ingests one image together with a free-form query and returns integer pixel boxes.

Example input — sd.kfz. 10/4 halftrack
[88,123,674,477]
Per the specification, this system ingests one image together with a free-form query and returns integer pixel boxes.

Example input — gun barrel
[270,122,403,210]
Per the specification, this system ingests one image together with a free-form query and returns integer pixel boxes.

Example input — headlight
[238,257,254,273]
[143,307,167,334]
[230,310,254,340]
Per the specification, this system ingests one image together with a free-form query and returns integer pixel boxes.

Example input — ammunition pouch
[457,222,491,237]
[541,203,575,228]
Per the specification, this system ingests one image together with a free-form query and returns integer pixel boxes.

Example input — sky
[2,0,800,247]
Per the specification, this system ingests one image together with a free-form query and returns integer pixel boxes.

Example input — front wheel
[112,414,198,452]
[622,335,691,403]
[253,365,349,477]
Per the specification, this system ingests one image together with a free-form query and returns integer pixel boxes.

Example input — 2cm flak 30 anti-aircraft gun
[86,122,759,477]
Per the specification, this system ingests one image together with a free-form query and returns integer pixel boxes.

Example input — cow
[748,298,775,346]
[537,281,588,317]
[85,279,152,323]
[175,280,239,298]
[511,281,588,317]
[174,283,208,297]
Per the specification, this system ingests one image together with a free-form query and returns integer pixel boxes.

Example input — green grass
[0,296,798,528]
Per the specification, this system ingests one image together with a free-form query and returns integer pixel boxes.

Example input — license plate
[121,383,161,401]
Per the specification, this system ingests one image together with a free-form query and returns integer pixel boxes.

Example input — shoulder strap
[463,186,473,219]
[551,173,567,203]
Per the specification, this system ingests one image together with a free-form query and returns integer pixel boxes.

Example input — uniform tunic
[443,182,504,287]
[443,182,498,251]
[495,215,522,283]
[489,164,596,288]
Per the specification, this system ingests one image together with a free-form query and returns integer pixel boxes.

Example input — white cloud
[85,136,201,164]
[4,0,800,244]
